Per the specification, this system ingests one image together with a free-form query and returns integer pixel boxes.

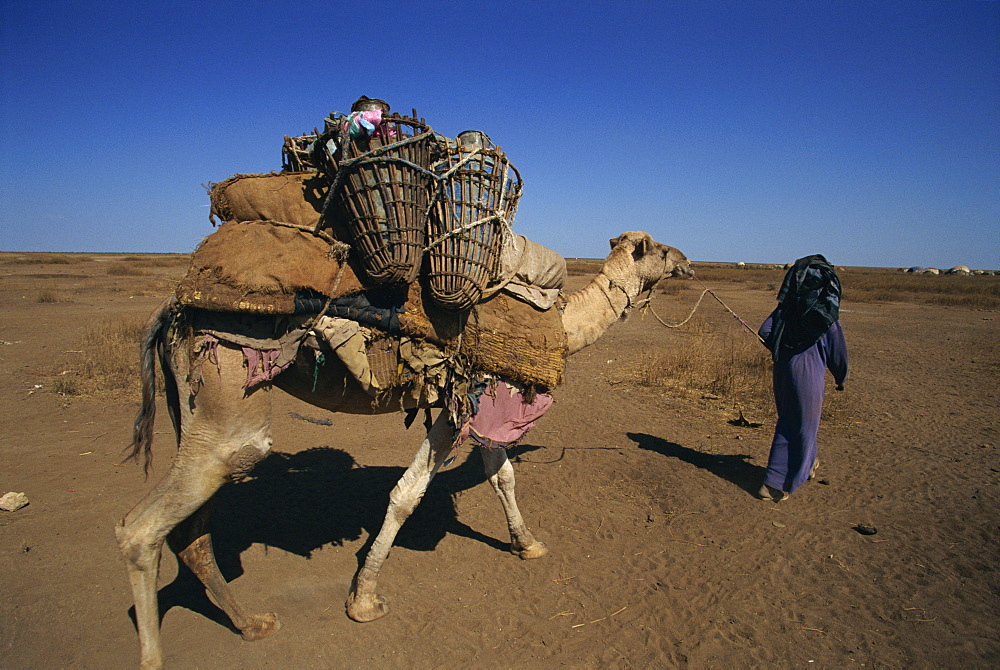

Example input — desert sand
[1,254,997,667]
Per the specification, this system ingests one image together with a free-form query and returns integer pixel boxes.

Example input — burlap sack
[499,234,567,289]
[176,221,363,313]
[209,172,328,228]
[497,235,567,310]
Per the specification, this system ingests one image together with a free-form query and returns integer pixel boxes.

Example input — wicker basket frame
[427,136,522,310]
[281,134,320,172]
[324,114,436,286]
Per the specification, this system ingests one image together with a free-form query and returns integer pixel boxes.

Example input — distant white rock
[0,491,29,511]
[946,266,971,275]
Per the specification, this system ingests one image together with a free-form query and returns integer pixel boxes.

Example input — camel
[116,230,690,669]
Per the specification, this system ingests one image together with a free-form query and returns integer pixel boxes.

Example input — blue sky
[1,0,997,269]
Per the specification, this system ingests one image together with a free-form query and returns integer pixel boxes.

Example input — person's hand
[836,383,845,391]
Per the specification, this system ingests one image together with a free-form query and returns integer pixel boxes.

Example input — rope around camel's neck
[596,271,640,314]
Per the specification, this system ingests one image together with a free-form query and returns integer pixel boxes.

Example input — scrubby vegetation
[58,314,152,397]
[52,255,996,401]
[623,261,1000,413]
[1,253,86,265]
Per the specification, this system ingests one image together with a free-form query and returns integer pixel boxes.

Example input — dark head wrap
[764,254,841,361]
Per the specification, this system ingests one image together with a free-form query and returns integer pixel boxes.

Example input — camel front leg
[346,411,453,622]
[167,499,280,641]
[480,447,548,559]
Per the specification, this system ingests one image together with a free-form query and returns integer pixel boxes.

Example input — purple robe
[759,311,848,493]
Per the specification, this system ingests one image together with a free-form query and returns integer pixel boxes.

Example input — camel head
[607,231,692,293]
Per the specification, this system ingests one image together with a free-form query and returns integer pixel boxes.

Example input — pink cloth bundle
[462,381,554,448]
[342,110,396,139]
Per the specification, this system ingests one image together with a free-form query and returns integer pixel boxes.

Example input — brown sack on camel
[176,221,363,313]
[209,172,329,228]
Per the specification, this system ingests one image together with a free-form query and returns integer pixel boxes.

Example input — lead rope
[640,274,767,345]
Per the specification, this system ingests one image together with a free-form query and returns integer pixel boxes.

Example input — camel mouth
[670,264,695,279]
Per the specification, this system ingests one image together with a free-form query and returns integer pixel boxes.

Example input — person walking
[758,255,848,502]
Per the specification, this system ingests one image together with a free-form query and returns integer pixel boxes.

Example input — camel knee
[386,470,429,520]
[387,496,417,521]
[115,518,164,572]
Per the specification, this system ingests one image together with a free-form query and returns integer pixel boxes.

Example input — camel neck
[562,270,638,355]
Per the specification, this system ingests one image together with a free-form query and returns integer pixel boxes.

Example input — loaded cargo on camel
[115,95,692,670]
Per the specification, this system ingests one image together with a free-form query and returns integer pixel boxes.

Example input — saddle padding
[176,221,362,314]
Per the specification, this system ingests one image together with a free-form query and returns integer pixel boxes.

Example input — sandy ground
[0,255,997,668]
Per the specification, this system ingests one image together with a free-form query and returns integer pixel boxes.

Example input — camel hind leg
[167,499,280,641]
[480,447,548,559]
[116,343,277,669]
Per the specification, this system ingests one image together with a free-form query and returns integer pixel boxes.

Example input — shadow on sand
[627,431,766,497]
[146,441,542,626]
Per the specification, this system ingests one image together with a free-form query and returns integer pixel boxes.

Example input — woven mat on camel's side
[398,282,566,389]
[462,292,566,389]
[176,221,363,314]
[209,172,328,228]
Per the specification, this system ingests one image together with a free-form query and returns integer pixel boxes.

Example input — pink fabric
[242,347,292,389]
[463,381,554,447]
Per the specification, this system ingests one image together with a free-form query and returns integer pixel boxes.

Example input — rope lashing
[424,145,518,252]
[423,211,509,251]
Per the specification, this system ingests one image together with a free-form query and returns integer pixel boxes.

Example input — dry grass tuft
[36,289,72,303]
[628,316,774,416]
[58,314,152,397]
[106,262,150,277]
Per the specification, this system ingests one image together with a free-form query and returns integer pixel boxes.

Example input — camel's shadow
[149,442,541,627]
[627,432,765,496]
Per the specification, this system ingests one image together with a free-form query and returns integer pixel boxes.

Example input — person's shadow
[627,432,765,497]
[148,441,542,628]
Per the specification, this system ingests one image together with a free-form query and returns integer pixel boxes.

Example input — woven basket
[427,131,522,311]
[329,113,435,286]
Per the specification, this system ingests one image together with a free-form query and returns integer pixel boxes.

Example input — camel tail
[124,298,177,476]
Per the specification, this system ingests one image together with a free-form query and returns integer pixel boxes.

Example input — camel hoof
[512,540,549,560]
[346,592,390,623]
[239,612,281,641]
